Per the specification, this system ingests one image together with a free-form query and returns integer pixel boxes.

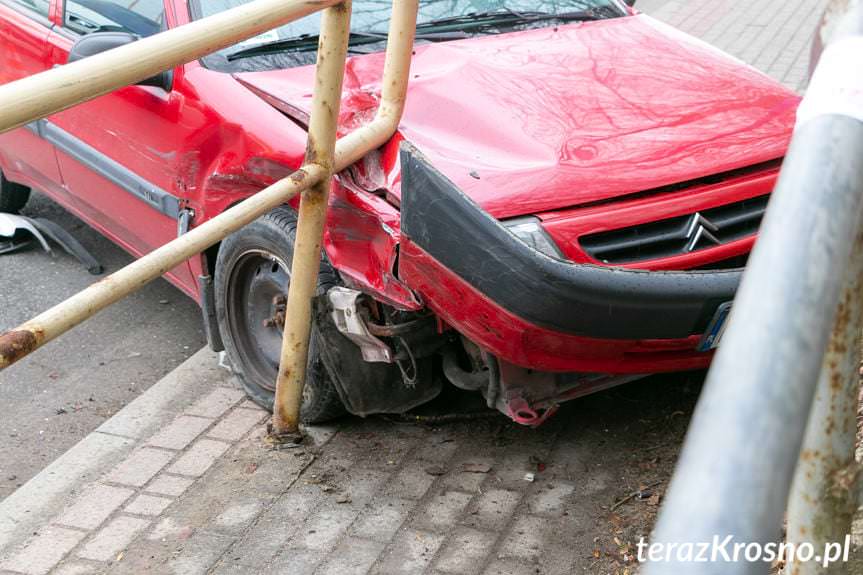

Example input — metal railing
[645,1,863,573]
[0,0,419,438]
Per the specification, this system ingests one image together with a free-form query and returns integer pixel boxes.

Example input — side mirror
[68,32,172,92]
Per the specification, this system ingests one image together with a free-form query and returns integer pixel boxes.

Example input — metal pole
[786,3,863,570]
[644,3,863,572]
[786,231,863,574]
[270,0,419,437]
[0,0,339,134]
[270,1,352,438]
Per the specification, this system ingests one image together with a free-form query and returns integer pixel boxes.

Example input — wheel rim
[225,249,291,392]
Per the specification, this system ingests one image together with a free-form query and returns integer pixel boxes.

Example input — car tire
[0,170,31,214]
[214,206,346,424]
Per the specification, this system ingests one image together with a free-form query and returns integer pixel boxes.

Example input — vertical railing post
[786,231,863,574]
[270,1,352,439]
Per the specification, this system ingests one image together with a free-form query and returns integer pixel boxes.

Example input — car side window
[64,0,164,37]
[6,0,50,18]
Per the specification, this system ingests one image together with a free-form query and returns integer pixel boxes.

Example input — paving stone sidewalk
[0,347,703,575]
[638,0,827,92]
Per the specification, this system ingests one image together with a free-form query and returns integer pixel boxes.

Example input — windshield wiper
[415,8,610,33]
[227,30,468,61]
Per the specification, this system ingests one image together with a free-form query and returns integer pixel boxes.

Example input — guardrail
[0,0,419,439]
[645,1,863,573]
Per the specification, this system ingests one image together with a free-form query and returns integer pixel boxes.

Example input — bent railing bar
[272,0,419,435]
[645,2,863,573]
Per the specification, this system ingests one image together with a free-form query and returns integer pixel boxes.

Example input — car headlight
[503,216,565,260]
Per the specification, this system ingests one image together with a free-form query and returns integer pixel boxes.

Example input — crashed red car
[0,0,798,425]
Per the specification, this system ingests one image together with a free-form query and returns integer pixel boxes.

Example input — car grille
[579,194,769,264]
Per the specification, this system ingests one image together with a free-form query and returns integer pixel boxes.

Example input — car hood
[234,14,799,218]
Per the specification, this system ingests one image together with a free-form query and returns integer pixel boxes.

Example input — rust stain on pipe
[0,329,44,367]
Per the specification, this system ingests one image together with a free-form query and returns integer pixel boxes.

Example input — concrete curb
[0,348,229,555]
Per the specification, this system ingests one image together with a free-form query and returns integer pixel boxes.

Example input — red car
[0,0,797,425]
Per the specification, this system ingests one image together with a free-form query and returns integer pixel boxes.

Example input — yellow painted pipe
[271,1,353,436]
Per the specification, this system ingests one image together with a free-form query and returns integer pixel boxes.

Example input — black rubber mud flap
[313,297,442,416]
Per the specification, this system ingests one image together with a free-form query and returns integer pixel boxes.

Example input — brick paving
[637,0,827,92]
[0,363,703,575]
[0,2,829,574]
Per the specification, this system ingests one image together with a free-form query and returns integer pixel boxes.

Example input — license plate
[697,302,732,352]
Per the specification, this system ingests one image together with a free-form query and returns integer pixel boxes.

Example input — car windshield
[192,0,627,72]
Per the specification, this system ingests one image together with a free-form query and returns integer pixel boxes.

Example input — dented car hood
[234,15,799,219]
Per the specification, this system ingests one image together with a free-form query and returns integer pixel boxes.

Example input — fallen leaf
[424,465,447,476]
[462,463,492,473]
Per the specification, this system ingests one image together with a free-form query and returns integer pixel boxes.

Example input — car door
[0,0,64,196]
[43,0,198,296]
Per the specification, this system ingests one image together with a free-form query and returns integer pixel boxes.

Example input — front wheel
[214,206,346,424]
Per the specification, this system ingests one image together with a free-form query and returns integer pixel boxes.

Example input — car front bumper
[397,142,741,373]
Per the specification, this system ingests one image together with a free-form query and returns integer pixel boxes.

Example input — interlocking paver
[76,516,149,562]
[382,465,436,500]
[268,548,326,575]
[412,491,474,533]
[349,498,414,543]
[461,489,522,532]
[123,494,173,517]
[374,529,446,575]
[206,408,267,442]
[52,561,102,575]
[214,501,264,533]
[184,387,246,419]
[55,484,135,530]
[525,482,575,517]
[103,448,174,488]
[164,531,235,575]
[317,537,387,575]
[1,525,87,575]
[292,504,358,551]
[144,473,194,497]
[434,527,498,574]
[166,439,231,477]
[146,415,213,450]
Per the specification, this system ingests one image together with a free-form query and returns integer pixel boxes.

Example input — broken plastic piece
[0,213,103,274]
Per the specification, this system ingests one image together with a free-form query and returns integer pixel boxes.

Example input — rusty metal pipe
[786,230,863,575]
[0,0,339,134]
[271,1,353,437]
[271,0,418,436]
[645,2,863,572]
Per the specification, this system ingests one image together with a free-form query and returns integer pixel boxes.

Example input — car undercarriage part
[441,339,645,426]
[314,290,442,417]
[328,286,394,363]
[0,213,103,274]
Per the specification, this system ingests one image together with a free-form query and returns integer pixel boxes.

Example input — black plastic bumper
[399,143,742,341]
